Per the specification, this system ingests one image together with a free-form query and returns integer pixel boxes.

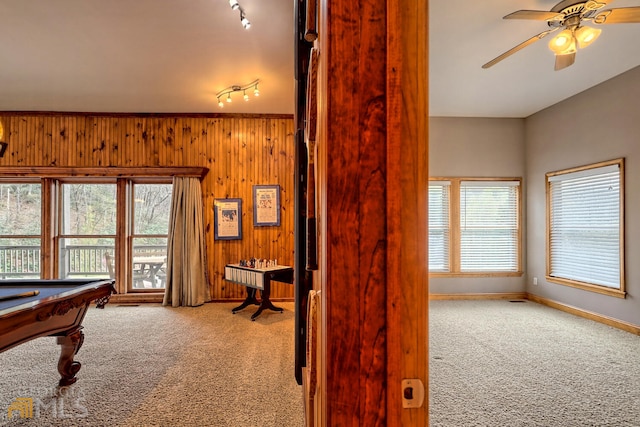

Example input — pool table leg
[56,327,85,387]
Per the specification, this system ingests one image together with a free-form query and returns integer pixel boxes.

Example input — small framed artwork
[214,198,242,240]
[253,185,281,226]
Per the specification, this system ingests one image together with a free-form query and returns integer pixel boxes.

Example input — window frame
[545,158,625,298]
[429,177,523,278]
[0,167,204,297]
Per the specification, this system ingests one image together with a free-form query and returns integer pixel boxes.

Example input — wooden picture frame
[253,185,281,226]
[214,198,242,240]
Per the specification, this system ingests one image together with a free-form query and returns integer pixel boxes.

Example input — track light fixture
[229,0,250,30]
[216,80,261,108]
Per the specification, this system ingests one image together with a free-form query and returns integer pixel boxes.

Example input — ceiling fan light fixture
[548,29,575,54]
[229,0,240,10]
[575,26,602,48]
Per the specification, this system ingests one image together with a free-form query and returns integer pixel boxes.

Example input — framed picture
[214,198,242,240]
[253,185,280,226]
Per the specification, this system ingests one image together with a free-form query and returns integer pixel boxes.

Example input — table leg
[250,283,284,321]
[231,287,260,314]
[56,328,85,386]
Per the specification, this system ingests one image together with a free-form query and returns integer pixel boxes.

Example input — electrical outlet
[533,277,538,285]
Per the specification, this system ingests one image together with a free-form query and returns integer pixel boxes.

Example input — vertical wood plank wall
[0,113,296,301]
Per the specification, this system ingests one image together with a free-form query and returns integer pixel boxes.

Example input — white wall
[429,117,526,294]
[525,66,640,325]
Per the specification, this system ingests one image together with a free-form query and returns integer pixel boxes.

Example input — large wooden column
[315,0,428,425]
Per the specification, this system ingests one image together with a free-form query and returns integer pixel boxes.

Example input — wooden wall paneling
[189,117,197,166]
[69,116,77,167]
[99,115,107,166]
[45,117,53,167]
[31,116,38,166]
[26,116,34,166]
[0,114,295,302]
[91,115,100,166]
[43,116,51,166]
[49,116,57,166]
[82,116,92,167]
[22,116,29,166]
[69,116,75,166]
[122,118,130,167]
[159,118,165,166]
[62,116,69,166]
[113,117,120,166]
[59,116,66,166]
[73,116,81,166]
[15,117,25,165]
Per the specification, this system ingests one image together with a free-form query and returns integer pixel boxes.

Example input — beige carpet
[429,300,640,427]
[0,302,304,427]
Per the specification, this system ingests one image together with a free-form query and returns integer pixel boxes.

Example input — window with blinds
[547,160,624,293]
[428,178,521,276]
[460,181,520,272]
[428,182,450,272]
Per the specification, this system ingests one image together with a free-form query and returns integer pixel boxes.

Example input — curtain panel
[163,177,211,307]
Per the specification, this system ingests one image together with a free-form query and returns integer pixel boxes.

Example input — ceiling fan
[483,0,640,71]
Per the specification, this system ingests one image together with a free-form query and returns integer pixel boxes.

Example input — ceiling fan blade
[504,10,564,21]
[555,52,576,71]
[594,7,640,23]
[482,29,556,69]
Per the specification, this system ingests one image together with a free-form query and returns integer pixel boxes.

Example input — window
[428,182,450,272]
[0,182,42,278]
[58,183,117,280]
[0,167,202,298]
[546,159,624,297]
[131,183,172,289]
[429,178,522,276]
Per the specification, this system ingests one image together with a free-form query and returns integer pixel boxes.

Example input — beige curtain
[163,177,211,307]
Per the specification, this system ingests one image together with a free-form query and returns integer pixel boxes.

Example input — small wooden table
[224,264,294,320]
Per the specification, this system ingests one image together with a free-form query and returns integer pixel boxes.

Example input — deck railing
[0,246,41,279]
[0,245,166,279]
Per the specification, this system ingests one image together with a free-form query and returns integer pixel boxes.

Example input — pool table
[0,279,115,386]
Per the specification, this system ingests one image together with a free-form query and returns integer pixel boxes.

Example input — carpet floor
[0,302,304,427]
[429,299,640,427]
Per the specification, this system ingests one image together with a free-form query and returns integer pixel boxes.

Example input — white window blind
[548,164,620,289]
[428,182,450,272]
[459,181,519,272]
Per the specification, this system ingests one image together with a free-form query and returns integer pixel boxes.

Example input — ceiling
[0,0,294,115]
[1,0,639,118]
[430,0,640,117]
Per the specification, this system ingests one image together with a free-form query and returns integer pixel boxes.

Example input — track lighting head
[240,12,251,29]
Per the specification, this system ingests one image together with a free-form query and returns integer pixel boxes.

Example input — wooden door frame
[315,0,428,425]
